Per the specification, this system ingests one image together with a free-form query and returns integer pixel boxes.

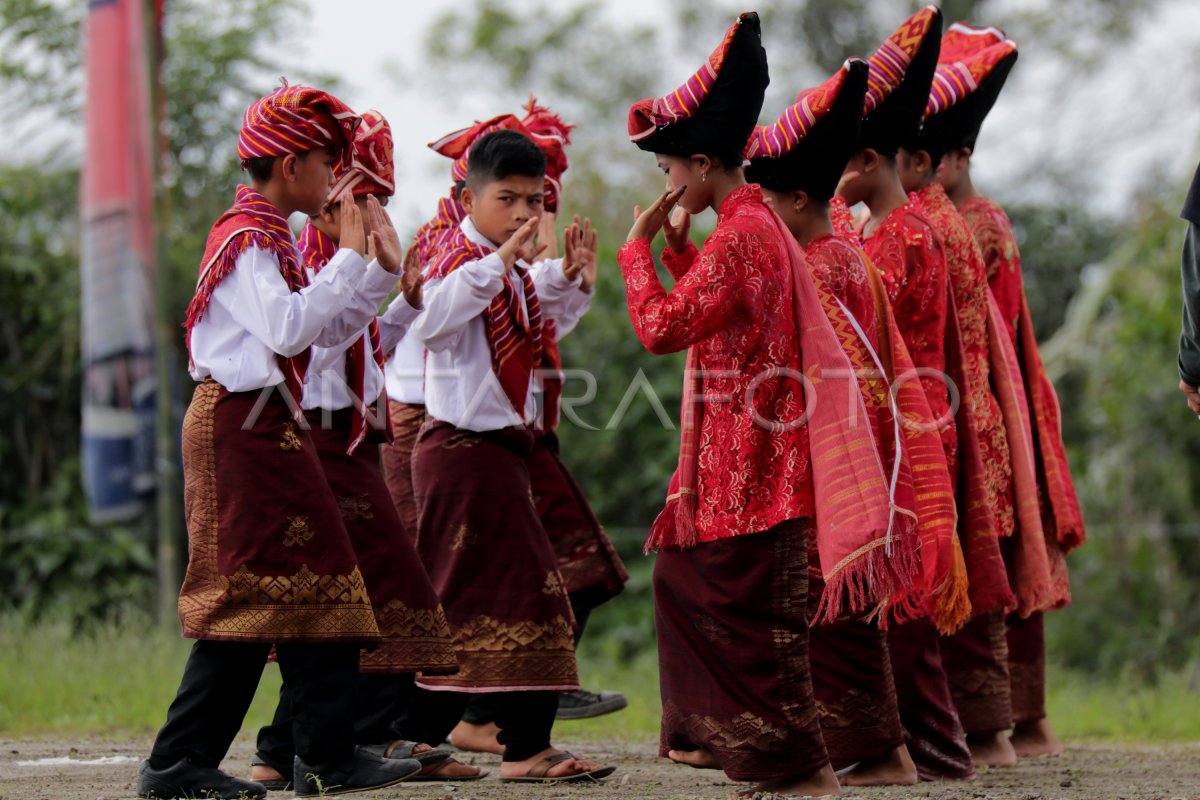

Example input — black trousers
[461,584,604,728]
[257,672,555,766]
[149,639,359,771]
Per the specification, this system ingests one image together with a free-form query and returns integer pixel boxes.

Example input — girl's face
[655,154,713,215]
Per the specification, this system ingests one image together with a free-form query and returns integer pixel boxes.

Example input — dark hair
[244,156,276,182]
[466,130,546,189]
[243,148,329,183]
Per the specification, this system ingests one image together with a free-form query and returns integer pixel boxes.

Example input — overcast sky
[293,0,1200,233]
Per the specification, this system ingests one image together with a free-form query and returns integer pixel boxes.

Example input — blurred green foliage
[0,0,329,620]
[1,0,1198,695]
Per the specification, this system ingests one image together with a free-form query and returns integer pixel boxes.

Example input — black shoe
[137,758,267,799]
[555,688,629,720]
[293,746,421,796]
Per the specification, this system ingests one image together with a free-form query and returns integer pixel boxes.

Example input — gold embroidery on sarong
[419,612,578,689]
[176,381,378,641]
[282,515,315,547]
[336,494,374,521]
[541,571,565,597]
[693,613,732,644]
[280,422,303,451]
[361,598,458,673]
[220,563,371,606]
[441,431,481,449]
[450,523,476,551]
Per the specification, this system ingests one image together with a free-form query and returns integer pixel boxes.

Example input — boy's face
[289,148,337,216]
[461,175,545,248]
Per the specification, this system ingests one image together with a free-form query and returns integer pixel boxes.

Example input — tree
[0,0,334,620]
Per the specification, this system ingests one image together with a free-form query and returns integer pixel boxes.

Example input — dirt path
[2,737,1199,800]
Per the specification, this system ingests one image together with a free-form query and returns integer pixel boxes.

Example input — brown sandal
[410,756,490,782]
[499,752,616,783]
[363,740,451,767]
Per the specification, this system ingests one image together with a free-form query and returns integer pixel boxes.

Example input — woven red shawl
[428,227,544,417]
[945,290,1017,615]
[297,222,393,454]
[649,207,921,625]
[184,185,310,414]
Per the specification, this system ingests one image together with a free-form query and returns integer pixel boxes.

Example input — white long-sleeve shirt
[188,244,395,391]
[302,293,422,411]
[413,217,584,431]
[384,327,428,405]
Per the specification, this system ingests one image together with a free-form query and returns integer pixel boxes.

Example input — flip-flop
[409,757,490,782]
[362,740,452,767]
[499,752,617,784]
[248,753,291,791]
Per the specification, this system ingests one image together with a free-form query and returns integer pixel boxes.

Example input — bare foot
[499,746,608,779]
[668,748,720,770]
[968,731,1018,767]
[449,720,504,755]
[1010,718,1064,757]
[837,745,918,786]
[250,763,284,782]
[729,763,841,798]
[420,757,488,779]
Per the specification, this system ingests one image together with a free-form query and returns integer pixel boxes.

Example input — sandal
[499,751,617,784]
[410,756,490,782]
[361,740,451,767]
[248,753,292,791]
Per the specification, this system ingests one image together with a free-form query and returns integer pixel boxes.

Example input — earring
[701,172,708,183]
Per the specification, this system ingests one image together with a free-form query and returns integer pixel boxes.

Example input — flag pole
[146,0,180,627]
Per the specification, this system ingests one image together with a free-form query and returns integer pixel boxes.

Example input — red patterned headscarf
[520,96,574,213]
[238,80,361,169]
[328,109,396,203]
[428,113,529,184]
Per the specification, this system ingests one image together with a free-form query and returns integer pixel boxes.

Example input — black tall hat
[627,12,769,163]
[745,58,869,201]
[856,6,944,157]
[918,23,1019,156]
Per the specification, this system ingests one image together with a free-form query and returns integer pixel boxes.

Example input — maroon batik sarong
[411,420,578,692]
[1007,611,1047,724]
[805,527,903,768]
[178,382,379,642]
[940,610,1013,735]
[655,519,828,783]
[305,408,457,675]
[380,400,426,537]
[528,432,628,600]
[888,619,976,781]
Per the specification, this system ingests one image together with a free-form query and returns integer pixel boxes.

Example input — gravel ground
[2,737,1199,800]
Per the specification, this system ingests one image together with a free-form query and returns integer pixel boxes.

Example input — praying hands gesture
[562,215,600,291]
[663,206,691,255]
[627,185,686,244]
[497,217,548,272]
[338,193,366,257]
[366,195,404,274]
[535,212,559,262]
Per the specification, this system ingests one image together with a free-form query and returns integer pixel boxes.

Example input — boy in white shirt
[407,129,614,783]
[139,84,422,800]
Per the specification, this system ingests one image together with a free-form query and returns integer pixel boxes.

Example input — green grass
[2,615,1199,743]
